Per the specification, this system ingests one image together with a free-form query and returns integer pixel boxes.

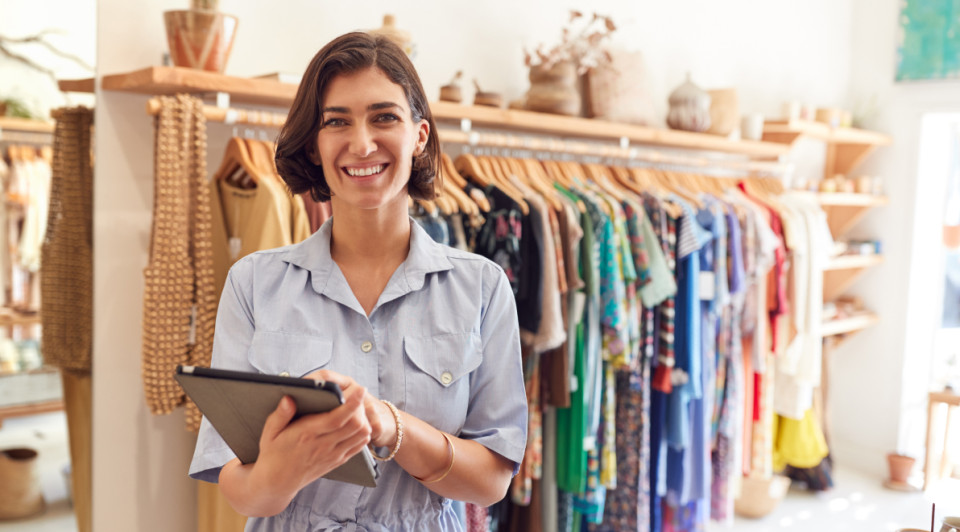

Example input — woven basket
[0,448,44,520]
[734,474,791,519]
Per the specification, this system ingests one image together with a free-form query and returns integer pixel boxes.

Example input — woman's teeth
[345,165,384,177]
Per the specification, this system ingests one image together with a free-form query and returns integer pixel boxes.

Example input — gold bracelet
[414,432,456,484]
[370,400,403,462]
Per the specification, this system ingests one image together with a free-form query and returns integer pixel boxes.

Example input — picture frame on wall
[896,0,960,81]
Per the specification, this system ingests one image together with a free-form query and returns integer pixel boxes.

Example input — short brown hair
[275,32,440,202]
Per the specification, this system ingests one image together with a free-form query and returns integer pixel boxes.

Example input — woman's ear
[307,148,321,166]
[415,120,429,156]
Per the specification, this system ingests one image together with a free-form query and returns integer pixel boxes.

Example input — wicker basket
[0,448,45,520]
[734,474,791,519]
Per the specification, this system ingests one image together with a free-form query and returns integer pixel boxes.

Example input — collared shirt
[189,218,528,532]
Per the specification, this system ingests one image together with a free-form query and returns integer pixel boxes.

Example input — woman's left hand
[304,370,398,449]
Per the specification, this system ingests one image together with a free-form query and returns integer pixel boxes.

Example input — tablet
[175,365,378,488]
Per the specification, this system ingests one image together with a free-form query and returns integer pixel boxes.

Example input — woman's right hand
[251,381,373,497]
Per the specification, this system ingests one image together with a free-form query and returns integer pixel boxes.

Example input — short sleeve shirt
[189,218,528,532]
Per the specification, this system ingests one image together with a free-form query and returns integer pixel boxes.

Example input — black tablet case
[175,365,378,487]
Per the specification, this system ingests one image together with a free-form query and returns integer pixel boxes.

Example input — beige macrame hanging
[40,106,94,373]
[142,94,217,431]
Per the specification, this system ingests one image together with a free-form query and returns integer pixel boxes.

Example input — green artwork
[897,0,960,81]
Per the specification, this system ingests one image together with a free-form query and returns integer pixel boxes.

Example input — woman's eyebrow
[321,102,403,114]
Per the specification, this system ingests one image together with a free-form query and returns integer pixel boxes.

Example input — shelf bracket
[215,91,230,109]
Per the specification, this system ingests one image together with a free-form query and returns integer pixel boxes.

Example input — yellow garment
[290,189,312,242]
[772,408,829,470]
[210,176,292,298]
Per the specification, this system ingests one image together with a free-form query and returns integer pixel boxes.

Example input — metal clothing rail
[146,98,287,127]
[440,129,792,178]
[144,98,791,177]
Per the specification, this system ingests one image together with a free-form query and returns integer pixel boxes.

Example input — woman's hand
[306,370,397,449]
[255,373,372,493]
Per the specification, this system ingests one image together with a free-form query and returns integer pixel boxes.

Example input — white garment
[774,192,833,419]
[19,159,52,272]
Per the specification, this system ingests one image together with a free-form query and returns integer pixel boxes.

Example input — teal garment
[638,206,678,308]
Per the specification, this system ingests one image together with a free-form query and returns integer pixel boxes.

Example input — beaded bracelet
[414,432,456,484]
[371,400,403,462]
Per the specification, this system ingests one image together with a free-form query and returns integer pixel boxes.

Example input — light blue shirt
[189,218,528,531]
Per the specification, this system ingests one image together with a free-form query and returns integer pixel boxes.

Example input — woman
[188,32,528,531]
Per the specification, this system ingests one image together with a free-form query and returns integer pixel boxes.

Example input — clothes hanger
[610,165,648,198]
[519,158,565,212]
[538,159,587,213]
[587,163,628,203]
[631,167,683,218]
[442,153,490,212]
[213,137,259,189]
[455,153,529,214]
[479,155,531,213]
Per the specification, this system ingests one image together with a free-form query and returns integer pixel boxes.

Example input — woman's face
[314,67,429,212]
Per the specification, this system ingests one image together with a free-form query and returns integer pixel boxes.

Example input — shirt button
[361,341,373,353]
[440,371,453,385]
[279,371,290,377]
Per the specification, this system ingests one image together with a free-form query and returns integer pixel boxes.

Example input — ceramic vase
[666,73,712,132]
[163,9,238,73]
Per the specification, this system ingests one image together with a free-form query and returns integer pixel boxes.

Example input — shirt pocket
[247,331,333,378]
[403,332,482,434]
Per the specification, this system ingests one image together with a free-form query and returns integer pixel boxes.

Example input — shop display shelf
[0,117,54,134]
[824,254,884,271]
[821,311,879,337]
[823,255,883,302]
[94,66,789,159]
[763,120,891,177]
[817,193,889,207]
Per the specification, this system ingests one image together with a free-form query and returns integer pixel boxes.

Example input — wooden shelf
[59,78,96,93]
[0,399,64,426]
[102,66,298,107]
[823,255,883,301]
[0,117,54,134]
[764,119,891,145]
[824,254,884,271]
[763,120,891,176]
[822,311,879,337]
[816,194,888,238]
[97,66,789,159]
[817,193,889,207]
[430,101,788,159]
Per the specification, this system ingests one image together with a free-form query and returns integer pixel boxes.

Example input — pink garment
[301,193,332,233]
[466,503,488,532]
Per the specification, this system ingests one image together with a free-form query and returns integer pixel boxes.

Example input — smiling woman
[188,32,527,531]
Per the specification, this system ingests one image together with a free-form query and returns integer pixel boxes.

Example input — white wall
[94,1,855,529]
[836,0,960,477]
[0,0,95,117]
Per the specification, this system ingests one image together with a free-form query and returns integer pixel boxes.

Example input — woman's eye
[374,113,400,124]
[321,117,347,128]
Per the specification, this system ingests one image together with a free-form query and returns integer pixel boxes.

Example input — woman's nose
[348,124,377,157]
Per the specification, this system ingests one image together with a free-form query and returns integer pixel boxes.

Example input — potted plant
[886,451,916,486]
[522,11,616,116]
[163,0,238,73]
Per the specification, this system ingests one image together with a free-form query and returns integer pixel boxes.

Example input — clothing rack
[144,98,791,178]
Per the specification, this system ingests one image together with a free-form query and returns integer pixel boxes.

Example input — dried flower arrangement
[524,10,617,75]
